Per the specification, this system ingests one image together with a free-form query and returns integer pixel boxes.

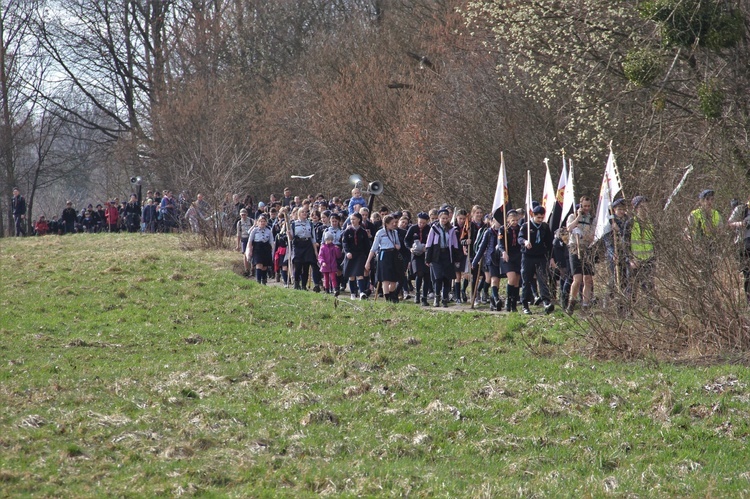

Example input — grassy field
[2,234,750,497]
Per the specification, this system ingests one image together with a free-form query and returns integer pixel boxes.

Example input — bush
[583,199,750,360]
[623,48,662,87]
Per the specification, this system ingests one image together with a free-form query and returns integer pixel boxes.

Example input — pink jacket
[318,242,342,272]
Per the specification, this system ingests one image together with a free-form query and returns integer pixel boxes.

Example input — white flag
[593,150,624,243]
[561,158,575,226]
[491,153,509,214]
[542,159,556,224]
[593,178,614,243]
[603,150,622,202]
[525,170,533,220]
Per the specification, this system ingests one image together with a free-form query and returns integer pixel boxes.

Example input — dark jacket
[342,225,370,256]
[518,221,553,258]
[12,195,26,216]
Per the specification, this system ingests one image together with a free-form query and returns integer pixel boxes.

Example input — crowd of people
[10,188,253,237]
[12,183,746,316]
[234,185,660,316]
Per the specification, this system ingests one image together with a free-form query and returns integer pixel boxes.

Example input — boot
[544,300,555,314]
[566,300,577,315]
[512,286,520,312]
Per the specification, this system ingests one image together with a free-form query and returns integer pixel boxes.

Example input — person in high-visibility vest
[688,189,723,239]
[626,196,655,302]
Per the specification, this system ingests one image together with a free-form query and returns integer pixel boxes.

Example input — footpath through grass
[1,234,750,497]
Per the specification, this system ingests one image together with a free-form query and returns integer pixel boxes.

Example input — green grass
[2,234,750,496]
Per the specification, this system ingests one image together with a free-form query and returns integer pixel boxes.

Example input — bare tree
[0,0,43,236]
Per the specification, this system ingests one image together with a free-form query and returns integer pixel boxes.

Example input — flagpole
[501,151,508,253]
[526,170,531,242]
[471,259,483,310]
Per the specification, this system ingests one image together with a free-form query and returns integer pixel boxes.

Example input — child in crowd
[348,188,367,215]
[318,233,342,295]
[518,206,554,315]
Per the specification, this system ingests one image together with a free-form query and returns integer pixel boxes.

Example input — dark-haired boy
[518,206,554,314]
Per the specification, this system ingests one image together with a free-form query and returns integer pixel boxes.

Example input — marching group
[13,183,746,315]
[237,185,664,316]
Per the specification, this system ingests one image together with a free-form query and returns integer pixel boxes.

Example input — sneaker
[428,292,435,299]
[544,301,555,314]
[360,292,368,300]
[461,290,468,302]
[313,285,321,293]
[455,296,462,304]
[421,298,429,306]
[414,296,421,304]
[497,298,505,311]
[442,300,449,308]
[433,298,440,307]
[474,300,481,308]
[534,296,543,306]
[334,289,340,297]
[489,296,497,311]
[351,293,357,300]
[523,306,532,315]
[404,293,412,300]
